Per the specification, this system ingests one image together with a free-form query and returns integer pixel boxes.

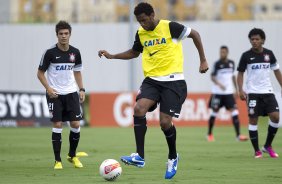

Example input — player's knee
[53,121,62,128]
[231,109,239,116]
[269,115,279,124]
[134,104,148,116]
[160,114,172,130]
[70,121,80,129]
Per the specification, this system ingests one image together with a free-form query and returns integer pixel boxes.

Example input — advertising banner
[0,91,50,127]
[89,93,249,127]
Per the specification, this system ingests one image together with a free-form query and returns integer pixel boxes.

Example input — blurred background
[0,0,281,127]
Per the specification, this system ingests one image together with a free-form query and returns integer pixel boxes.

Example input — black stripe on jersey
[169,21,185,39]
[38,44,82,71]
[237,48,277,72]
[132,31,143,53]
[211,60,235,76]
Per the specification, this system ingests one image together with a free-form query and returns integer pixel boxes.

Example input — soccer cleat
[67,156,83,168]
[262,146,279,158]
[254,150,262,159]
[237,135,249,142]
[54,161,63,169]
[120,153,145,168]
[165,153,179,179]
[207,134,215,142]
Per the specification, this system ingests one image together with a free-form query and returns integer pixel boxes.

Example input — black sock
[249,130,259,152]
[134,116,147,159]
[208,116,216,135]
[163,125,177,160]
[264,123,278,148]
[52,132,62,161]
[69,130,80,158]
[232,115,240,137]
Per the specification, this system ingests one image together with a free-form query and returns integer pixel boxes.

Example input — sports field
[1,119,282,184]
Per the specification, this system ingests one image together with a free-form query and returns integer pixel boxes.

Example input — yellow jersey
[133,20,186,77]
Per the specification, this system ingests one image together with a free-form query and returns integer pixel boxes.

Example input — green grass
[0,121,282,184]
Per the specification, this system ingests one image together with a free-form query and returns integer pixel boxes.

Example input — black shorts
[136,77,187,118]
[247,93,279,118]
[208,94,236,110]
[46,92,82,122]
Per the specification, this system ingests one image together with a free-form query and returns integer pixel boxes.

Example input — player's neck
[251,47,263,53]
[57,43,69,51]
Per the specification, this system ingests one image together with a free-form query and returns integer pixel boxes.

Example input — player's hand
[219,84,226,91]
[199,60,209,73]
[47,87,58,98]
[98,50,113,59]
[79,91,85,103]
[239,90,247,101]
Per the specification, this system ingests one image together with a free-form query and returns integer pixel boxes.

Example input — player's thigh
[159,80,187,118]
[247,94,261,119]
[265,94,279,122]
[209,94,222,111]
[223,94,237,110]
[64,92,82,122]
[46,94,63,123]
[135,78,160,114]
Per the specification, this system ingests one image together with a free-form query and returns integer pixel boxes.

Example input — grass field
[1,120,282,184]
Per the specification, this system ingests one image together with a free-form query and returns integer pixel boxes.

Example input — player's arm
[98,31,142,60]
[74,71,85,103]
[98,49,140,60]
[74,51,85,102]
[188,29,209,73]
[211,75,226,91]
[237,53,247,100]
[237,72,246,100]
[232,75,238,97]
[37,50,58,98]
[37,69,58,98]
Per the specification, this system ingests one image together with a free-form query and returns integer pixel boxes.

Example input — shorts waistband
[149,73,184,81]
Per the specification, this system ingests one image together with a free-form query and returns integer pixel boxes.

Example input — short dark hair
[220,45,229,51]
[134,2,154,16]
[248,28,265,40]
[55,20,72,35]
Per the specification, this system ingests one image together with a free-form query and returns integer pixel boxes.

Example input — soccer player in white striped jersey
[37,21,85,169]
[237,28,282,158]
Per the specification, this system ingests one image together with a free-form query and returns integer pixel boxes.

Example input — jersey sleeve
[38,50,52,71]
[73,50,83,71]
[169,21,191,40]
[237,53,247,72]
[132,31,143,53]
[270,51,279,70]
[211,62,217,76]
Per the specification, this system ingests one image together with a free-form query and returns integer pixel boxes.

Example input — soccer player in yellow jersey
[98,2,208,179]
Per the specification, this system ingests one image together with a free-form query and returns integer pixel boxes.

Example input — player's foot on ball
[254,150,262,158]
[54,161,63,169]
[67,156,83,168]
[262,146,279,158]
[165,153,179,179]
[120,153,145,168]
[237,135,249,142]
[207,134,215,142]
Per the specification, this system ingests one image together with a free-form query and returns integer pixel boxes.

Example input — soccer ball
[99,159,122,181]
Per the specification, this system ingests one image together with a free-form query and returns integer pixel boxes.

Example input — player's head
[134,2,155,31]
[55,20,72,45]
[248,28,265,50]
[220,45,228,60]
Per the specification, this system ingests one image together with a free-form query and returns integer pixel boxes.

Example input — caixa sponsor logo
[251,63,270,70]
[56,65,74,70]
[0,92,50,120]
